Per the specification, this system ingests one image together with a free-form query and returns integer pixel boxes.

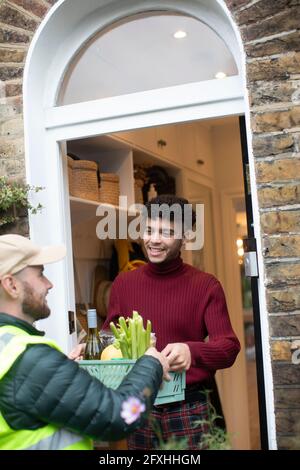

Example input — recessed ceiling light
[173,30,187,39]
[215,71,227,79]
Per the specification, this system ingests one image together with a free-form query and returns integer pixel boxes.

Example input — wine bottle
[84,309,102,360]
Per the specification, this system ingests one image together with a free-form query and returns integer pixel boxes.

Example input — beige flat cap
[0,234,66,279]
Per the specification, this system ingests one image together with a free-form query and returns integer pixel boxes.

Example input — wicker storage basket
[79,359,186,406]
[72,160,99,202]
[67,156,74,195]
[99,173,120,206]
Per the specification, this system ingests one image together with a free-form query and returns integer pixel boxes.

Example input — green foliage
[196,393,231,450]
[156,435,189,450]
[151,390,231,451]
[0,176,43,226]
[150,413,188,450]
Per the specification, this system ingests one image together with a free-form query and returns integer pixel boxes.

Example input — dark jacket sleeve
[0,345,162,441]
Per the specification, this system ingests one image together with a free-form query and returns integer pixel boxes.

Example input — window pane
[59,12,238,105]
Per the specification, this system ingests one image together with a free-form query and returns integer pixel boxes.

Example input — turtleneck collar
[145,255,185,277]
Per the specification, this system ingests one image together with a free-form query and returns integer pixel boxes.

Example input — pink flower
[121,397,146,425]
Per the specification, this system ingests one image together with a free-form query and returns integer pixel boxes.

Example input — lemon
[101,344,123,360]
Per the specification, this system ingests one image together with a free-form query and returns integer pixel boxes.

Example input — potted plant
[0,176,43,229]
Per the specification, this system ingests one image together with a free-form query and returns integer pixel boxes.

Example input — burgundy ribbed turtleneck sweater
[103,256,240,386]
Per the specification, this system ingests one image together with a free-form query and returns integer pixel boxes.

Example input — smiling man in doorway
[103,195,240,450]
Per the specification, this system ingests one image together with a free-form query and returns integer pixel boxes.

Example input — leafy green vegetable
[110,311,152,359]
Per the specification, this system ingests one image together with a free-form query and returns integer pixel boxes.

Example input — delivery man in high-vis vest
[0,234,169,450]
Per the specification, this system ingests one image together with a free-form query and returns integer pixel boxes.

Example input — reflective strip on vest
[25,428,90,450]
[0,333,14,353]
[0,326,61,380]
[0,325,93,450]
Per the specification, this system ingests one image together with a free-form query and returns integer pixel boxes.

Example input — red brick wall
[225,0,300,449]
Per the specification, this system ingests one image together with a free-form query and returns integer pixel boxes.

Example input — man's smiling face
[143,217,184,263]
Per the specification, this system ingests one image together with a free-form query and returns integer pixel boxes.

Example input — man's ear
[182,230,190,249]
[182,229,196,249]
[0,275,21,299]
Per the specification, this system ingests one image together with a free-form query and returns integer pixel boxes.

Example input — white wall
[211,118,244,191]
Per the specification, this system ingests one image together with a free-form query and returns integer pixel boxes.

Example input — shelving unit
[68,138,135,208]
[70,196,101,225]
[70,196,137,225]
[67,131,184,219]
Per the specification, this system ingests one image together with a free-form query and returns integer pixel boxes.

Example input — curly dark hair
[144,195,196,231]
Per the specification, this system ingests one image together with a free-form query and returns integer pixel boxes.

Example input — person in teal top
[0,234,169,450]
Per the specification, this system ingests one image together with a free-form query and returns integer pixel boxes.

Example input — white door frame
[22,0,276,449]
[220,188,252,449]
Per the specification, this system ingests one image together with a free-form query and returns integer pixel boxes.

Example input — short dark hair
[144,195,196,231]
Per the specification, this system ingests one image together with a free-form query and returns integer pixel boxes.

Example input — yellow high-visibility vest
[0,325,92,450]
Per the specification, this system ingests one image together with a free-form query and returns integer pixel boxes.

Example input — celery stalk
[118,333,129,358]
[146,320,152,349]
[126,320,132,358]
[136,317,143,357]
[130,318,137,359]
[110,322,120,339]
[119,316,130,338]
[141,329,147,356]
[132,310,139,321]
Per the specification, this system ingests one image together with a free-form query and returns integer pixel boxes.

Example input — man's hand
[161,343,191,372]
[145,347,171,381]
[68,343,86,361]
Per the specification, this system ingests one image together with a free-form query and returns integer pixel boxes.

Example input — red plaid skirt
[127,399,209,450]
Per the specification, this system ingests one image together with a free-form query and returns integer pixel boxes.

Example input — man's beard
[21,281,51,321]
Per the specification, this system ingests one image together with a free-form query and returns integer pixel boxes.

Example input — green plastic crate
[79,359,185,406]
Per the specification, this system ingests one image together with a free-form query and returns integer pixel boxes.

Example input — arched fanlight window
[59,12,238,105]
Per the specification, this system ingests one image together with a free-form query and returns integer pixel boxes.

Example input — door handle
[243,238,259,278]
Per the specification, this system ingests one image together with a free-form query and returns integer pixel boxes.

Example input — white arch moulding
[23,0,276,449]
